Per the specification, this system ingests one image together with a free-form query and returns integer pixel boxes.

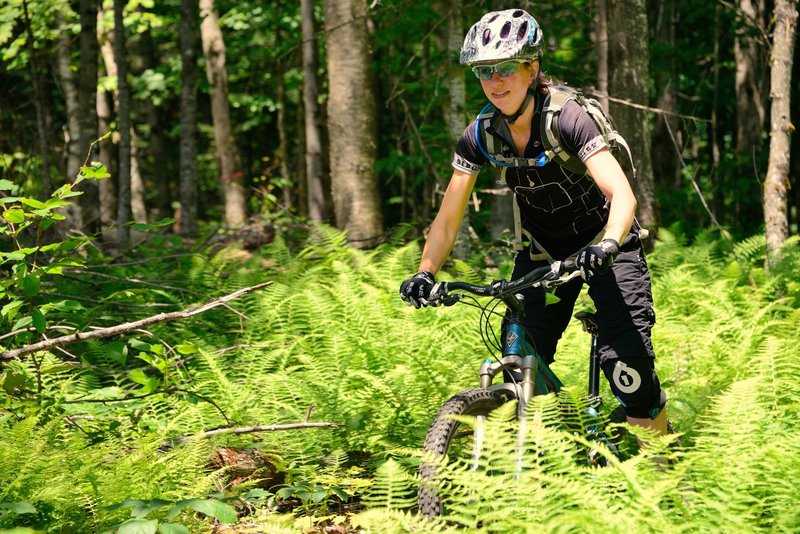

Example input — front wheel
[417,388,508,518]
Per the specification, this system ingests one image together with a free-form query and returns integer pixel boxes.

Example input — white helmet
[460,9,544,66]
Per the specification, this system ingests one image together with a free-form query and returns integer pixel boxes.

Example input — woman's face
[478,60,538,116]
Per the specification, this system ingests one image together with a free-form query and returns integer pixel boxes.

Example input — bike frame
[474,286,566,416]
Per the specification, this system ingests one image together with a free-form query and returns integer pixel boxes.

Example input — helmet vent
[500,21,511,38]
[517,21,529,42]
[482,28,492,45]
[512,10,524,17]
[488,14,500,23]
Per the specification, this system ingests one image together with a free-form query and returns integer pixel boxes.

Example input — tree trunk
[276,71,293,211]
[21,0,52,196]
[141,27,171,220]
[323,0,384,248]
[300,0,330,222]
[438,0,472,256]
[114,0,131,245]
[712,3,723,220]
[650,0,682,191]
[607,0,659,231]
[179,0,198,234]
[764,0,798,267]
[200,0,247,228]
[96,10,116,233]
[96,88,116,231]
[596,0,609,111]
[735,0,767,158]
[130,137,146,223]
[99,7,147,230]
[78,0,99,233]
[56,11,82,184]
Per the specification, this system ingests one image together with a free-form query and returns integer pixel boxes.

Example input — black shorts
[510,232,657,367]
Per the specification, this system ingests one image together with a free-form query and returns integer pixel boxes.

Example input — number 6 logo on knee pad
[612,361,642,394]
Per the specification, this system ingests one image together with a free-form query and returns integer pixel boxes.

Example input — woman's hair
[535,69,555,95]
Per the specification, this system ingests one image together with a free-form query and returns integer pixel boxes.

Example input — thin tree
[113,0,131,245]
[55,9,81,187]
[98,9,146,225]
[437,0,472,257]
[78,0,99,233]
[734,0,767,160]
[607,0,659,231]
[764,0,798,267]
[650,0,682,190]
[200,0,247,228]
[323,0,384,248]
[300,0,330,222]
[96,9,116,232]
[20,0,52,196]
[595,0,608,111]
[179,0,198,234]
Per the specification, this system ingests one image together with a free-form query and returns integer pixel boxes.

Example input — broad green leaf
[20,198,47,209]
[176,343,197,355]
[2,207,25,224]
[0,252,25,261]
[169,499,236,524]
[21,275,40,297]
[31,308,45,333]
[0,502,37,514]
[41,364,76,374]
[129,373,159,394]
[1,299,23,318]
[107,341,128,365]
[44,198,71,209]
[0,179,17,191]
[1,368,29,393]
[117,518,158,534]
[129,338,151,352]
[11,315,32,331]
[157,524,190,534]
[45,300,84,312]
[79,161,110,180]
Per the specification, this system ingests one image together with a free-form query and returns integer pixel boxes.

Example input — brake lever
[424,282,455,307]
[538,261,583,290]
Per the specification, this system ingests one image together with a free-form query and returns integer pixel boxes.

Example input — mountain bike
[416,260,629,518]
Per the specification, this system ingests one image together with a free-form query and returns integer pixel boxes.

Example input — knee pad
[602,359,666,419]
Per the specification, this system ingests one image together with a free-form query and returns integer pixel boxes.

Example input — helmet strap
[502,85,537,125]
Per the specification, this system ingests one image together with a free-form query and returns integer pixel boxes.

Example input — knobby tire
[417,388,506,518]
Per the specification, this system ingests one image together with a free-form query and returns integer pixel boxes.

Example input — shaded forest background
[1,0,798,252]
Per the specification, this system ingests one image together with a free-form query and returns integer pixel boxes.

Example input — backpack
[475,84,636,179]
[473,84,639,255]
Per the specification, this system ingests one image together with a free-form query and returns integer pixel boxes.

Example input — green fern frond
[361,459,416,510]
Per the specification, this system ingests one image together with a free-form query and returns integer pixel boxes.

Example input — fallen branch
[170,421,342,447]
[1,282,272,361]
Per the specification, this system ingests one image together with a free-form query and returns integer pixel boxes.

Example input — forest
[1,0,799,532]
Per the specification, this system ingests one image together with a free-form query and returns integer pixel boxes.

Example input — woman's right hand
[399,271,436,308]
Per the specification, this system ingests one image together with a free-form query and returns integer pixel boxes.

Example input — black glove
[576,238,619,281]
[399,271,436,308]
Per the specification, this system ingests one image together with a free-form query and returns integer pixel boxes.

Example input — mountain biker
[399,8,668,436]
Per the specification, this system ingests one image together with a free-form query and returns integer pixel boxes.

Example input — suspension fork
[588,330,601,400]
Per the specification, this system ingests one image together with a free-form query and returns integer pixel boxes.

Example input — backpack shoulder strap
[540,86,588,175]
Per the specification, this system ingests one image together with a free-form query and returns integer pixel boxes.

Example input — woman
[399,9,668,435]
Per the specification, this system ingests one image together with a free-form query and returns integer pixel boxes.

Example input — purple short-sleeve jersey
[452,97,610,258]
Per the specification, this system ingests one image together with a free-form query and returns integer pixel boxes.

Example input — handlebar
[429,260,581,308]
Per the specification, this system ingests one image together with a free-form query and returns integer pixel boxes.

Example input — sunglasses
[471,59,529,80]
